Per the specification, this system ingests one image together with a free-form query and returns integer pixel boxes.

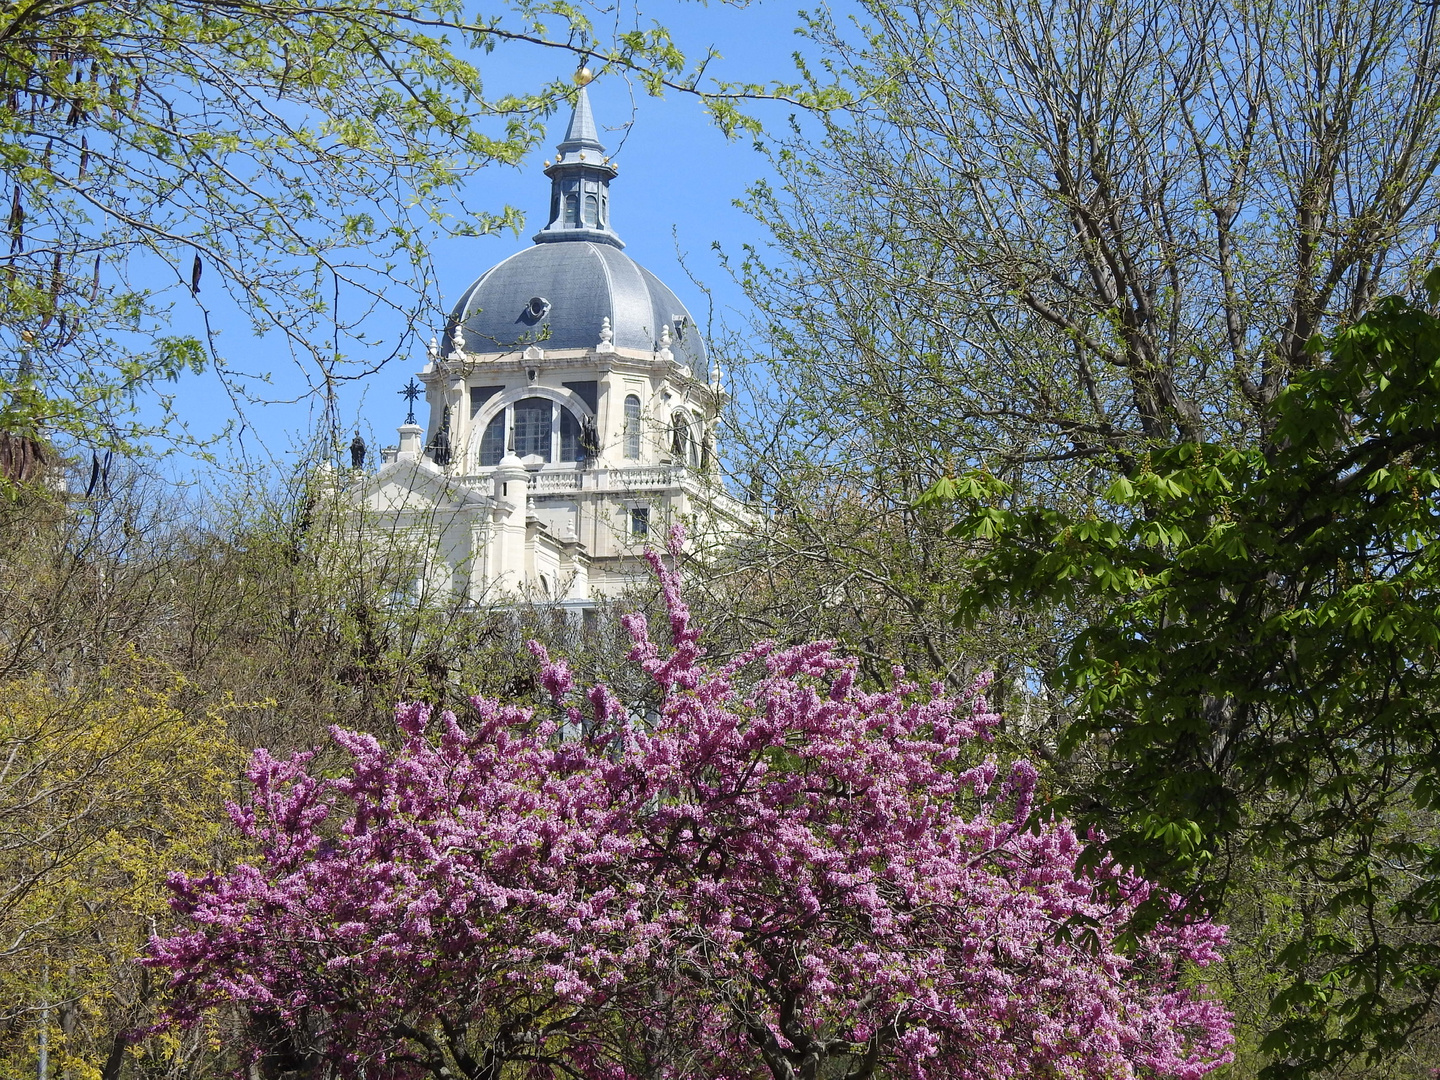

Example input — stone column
[491,450,529,592]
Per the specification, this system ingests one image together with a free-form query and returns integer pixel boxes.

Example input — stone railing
[528,470,583,494]
[601,465,681,488]
[519,465,685,494]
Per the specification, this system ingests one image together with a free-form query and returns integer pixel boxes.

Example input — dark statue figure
[579,417,600,461]
[349,433,366,470]
[428,408,453,467]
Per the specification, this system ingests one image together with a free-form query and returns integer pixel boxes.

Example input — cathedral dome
[442,86,707,372]
[445,240,708,371]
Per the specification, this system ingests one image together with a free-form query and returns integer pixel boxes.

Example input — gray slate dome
[445,241,708,371]
[443,86,707,372]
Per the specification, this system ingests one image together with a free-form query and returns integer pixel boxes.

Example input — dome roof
[444,240,708,371]
[442,86,707,373]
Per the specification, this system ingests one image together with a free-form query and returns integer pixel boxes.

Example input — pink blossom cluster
[148,530,1233,1080]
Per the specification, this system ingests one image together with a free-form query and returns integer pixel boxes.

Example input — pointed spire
[557,86,603,158]
[534,80,624,248]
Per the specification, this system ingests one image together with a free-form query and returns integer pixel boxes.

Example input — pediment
[349,459,491,517]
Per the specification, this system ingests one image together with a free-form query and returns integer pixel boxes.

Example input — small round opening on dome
[527,296,551,320]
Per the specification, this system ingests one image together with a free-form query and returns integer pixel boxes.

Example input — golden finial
[574,64,594,86]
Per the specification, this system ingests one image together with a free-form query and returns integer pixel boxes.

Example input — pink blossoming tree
[148,532,1233,1080]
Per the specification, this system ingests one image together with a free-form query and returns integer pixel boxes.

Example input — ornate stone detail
[448,324,467,364]
[597,316,615,353]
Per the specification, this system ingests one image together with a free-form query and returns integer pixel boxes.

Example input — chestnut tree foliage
[711,2,1440,1070]
[149,534,1233,1080]
[921,278,1440,1075]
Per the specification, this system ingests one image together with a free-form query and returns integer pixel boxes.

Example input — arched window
[624,395,642,459]
[564,193,579,226]
[479,398,592,468]
[513,398,552,461]
[478,412,505,467]
[584,194,598,226]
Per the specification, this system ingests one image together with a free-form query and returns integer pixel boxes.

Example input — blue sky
[162,0,830,473]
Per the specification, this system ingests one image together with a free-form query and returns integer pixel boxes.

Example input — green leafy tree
[921,276,1440,1076]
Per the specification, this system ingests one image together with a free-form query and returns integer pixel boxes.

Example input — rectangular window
[630,507,649,537]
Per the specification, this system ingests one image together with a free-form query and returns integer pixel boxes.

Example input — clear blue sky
[163,0,831,473]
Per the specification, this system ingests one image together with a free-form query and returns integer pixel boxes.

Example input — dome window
[525,296,551,322]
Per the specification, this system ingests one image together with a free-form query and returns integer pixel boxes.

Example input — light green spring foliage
[0,658,245,1080]
[0,0,778,457]
[719,0,1440,721]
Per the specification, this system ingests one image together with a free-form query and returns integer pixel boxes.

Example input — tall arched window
[513,398,552,461]
[624,395,642,459]
[584,194,598,226]
[478,412,505,467]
